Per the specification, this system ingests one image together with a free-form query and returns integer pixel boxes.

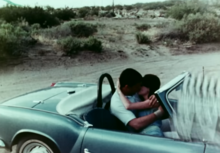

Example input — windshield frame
[155,72,190,117]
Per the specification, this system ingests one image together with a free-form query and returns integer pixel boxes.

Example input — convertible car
[0,72,219,153]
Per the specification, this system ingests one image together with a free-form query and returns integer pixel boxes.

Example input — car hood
[1,83,97,113]
[1,87,73,108]
[1,82,111,115]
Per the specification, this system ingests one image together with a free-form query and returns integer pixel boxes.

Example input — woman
[117,74,164,137]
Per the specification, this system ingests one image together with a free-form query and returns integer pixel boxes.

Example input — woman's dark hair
[142,74,160,96]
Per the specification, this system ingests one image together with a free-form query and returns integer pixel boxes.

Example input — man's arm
[128,106,165,131]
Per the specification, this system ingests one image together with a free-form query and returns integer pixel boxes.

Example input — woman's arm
[118,90,159,110]
[116,80,159,110]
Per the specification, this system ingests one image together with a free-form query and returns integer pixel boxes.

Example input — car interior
[83,73,179,139]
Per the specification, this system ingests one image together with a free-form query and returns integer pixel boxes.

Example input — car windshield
[167,82,182,114]
[167,75,220,145]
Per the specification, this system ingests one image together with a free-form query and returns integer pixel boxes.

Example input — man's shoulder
[111,92,120,104]
[111,91,119,99]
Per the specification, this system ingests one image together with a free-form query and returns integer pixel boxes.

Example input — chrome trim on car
[0,140,5,147]
[83,121,93,128]
[84,148,91,153]
[65,114,85,126]
[33,100,43,104]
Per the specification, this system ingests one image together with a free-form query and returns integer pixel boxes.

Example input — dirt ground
[1,50,220,102]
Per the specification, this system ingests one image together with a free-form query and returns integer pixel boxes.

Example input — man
[110,68,164,134]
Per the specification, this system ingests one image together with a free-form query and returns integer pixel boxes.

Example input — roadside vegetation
[0,0,220,61]
[0,22,36,59]
[136,32,151,44]
[136,24,151,31]
[161,0,220,43]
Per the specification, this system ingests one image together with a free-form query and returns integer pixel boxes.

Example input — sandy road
[0,51,220,152]
[1,52,220,102]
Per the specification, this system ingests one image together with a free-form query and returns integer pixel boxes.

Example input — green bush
[57,36,102,55]
[84,37,102,53]
[53,7,76,21]
[35,22,71,39]
[90,7,99,16]
[57,36,83,55]
[115,5,123,10]
[177,13,220,43]
[0,6,60,28]
[104,5,113,11]
[153,22,168,28]
[136,24,151,31]
[99,11,116,18]
[105,12,116,18]
[31,23,41,30]
[136,32,151,44]
[0,23,36,59]
[167,0,207,20]
[69,22,97,37]
[143,1,175,10]
[78,7,90,18]
[124,5,134,11]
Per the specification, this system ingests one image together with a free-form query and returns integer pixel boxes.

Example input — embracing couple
[110,68,165,137]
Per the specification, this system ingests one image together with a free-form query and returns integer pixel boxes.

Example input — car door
[81,128,205,153]
[205,144,220,153]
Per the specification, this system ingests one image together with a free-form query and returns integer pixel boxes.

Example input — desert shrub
[99,11,116,18]
[115,5,123,10]
[84,37,102,53]
[57,36,83,55]
[167,0,207,20]
[53,7,76,21]
[124,5,134,11]
[136,32,151,44]
[78,7,90,18]
[163,38,176,46]
[69,22,97,37]
[177,13,220,43]
[154,22,168,28]
[157,27,183,41]
[105,12,116,18]
[96,23,106,28]
[31,23,41,30]
[99,11,108,17]
[133,3,143,9]
[0,23,36,59]
[104,5,113,11]
[136,24,151,31]
[45,6,55,14]
[35,22,71,39]
[0,6,60,28]
[30,23,41,35]
[143,1,175,10]
[90,7,99,16]
[0,19,6,24]
[57,36,102,55]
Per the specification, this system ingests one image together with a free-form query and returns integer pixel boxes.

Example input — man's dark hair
[119,68,142,88]
[142,74,160,96]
